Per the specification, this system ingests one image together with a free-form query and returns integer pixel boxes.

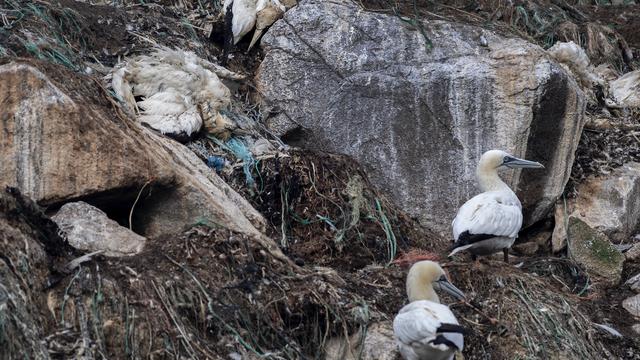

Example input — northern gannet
[393,261,467,360]
[449,150,544,262]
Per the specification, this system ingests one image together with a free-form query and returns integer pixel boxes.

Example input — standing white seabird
[393,261,467,360]
[448,150,544,263]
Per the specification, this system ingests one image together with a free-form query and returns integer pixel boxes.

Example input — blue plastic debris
[226,138,256,188]
[209,136,256,188]
[207,156,226,173]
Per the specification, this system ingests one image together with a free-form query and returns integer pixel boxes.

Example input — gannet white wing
[230,0,258,44]
[452,191,522,242]
[393,300,463,360]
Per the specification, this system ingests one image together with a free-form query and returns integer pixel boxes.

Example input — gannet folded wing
[450,192,522,255]
[452,192,523,240]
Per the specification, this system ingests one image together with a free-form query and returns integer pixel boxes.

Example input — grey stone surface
[569,163,640,243]
[256,0,586,235]
[622,294,640,317]
[626,273,640,293]
[568,217,624,285]
[627,243,640,261]
[53,201,146,256]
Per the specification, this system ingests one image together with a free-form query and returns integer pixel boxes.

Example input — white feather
[231,0,258,44]
[139,108,202,136]
[393,300,463,360]
[452,191,523,241]
[109,67,137,114]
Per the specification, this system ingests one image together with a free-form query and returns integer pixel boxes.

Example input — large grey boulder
[567,217,624,285]
[53,201,146,256]
[566,163,640,243]
[256,0,586,234]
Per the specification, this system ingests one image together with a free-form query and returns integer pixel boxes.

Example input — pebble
[622,294,640,317]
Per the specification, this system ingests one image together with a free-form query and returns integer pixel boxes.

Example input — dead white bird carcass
[108,47,245,142]
[223,0,292,50]
[547,41,603,88]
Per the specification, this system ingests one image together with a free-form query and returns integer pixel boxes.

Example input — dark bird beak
[503,156,544,169]
[435,278,466,301]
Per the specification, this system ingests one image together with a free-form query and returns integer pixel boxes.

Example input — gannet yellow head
[478,150,545,171]
[406,261,466,303]
[476,150,544,192]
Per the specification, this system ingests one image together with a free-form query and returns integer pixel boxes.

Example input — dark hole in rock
[516,217,554,245]
[280,126,308,147]
[44,182,174,237]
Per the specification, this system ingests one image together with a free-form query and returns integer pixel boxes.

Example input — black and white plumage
[393,261,467,360]
[223,0,288,48]
[448,150,544,262]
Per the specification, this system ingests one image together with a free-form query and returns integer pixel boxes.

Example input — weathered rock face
[567,163,640,242]
[0,61,170,204]
[567,217,624,285]
[0,60,276,255]
[256,0,586,234]
[52,201,146,256]
[0,188,66,358]
[552,201,569,252]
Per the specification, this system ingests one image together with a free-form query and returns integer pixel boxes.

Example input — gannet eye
[503,156,510,163]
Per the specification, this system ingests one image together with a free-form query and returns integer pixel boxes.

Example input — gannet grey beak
[503,156,544,169]
[434,277,466,301]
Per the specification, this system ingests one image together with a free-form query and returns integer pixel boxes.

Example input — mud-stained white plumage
[248,0,286,50]
[108,47,244,141]
[393,261,466,360]
[547,41,602,87]
[449,150,544,261]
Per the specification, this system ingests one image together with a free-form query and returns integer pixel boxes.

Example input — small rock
[513,242,539,255]
[613,244,634,253]
[568,217,624,285]
[53,201,146,257]
[593,323,623,338]
[552,204,568,252]
[250,138,274,156]
[633,324,640,336]
[626,273,640,293]
[626,243,640,261]
[622,294,640,317]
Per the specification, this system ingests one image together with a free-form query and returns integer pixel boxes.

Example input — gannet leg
[503,248,509,263]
